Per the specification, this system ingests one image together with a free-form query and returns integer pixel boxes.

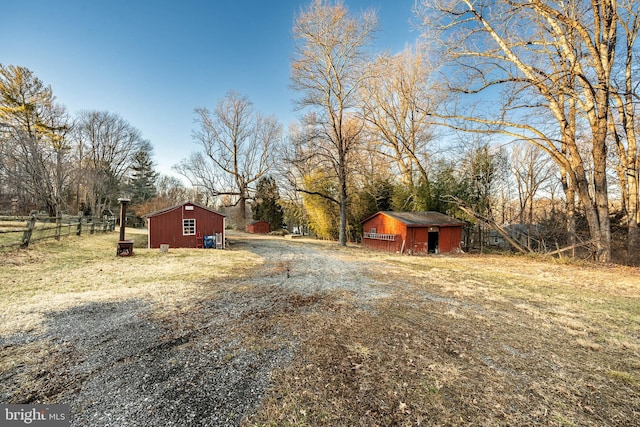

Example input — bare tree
[360,45,438,210]
[175,90,281,229]
[74,110,144,217]
[131,174,190,217]
[285,113,365,239]
[290,0,378,246]
[511,142,558,247]
[416,0,620,262]
[155,174,189,204]
[608,0,640,264]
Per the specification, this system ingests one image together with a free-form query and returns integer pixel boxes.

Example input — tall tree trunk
[561,157,577,257]
[237,197,247,230]
[592,126,612,262]
[624,137,639,265]
[568,149,603,260]
[628,209,639,265]
[338,150,348,247]
[611,111,639,265]
[611,24,640,265]
[624,27,640,265]
[237,183,248,230]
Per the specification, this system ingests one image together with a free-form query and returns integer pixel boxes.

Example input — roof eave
[142,201,226,218]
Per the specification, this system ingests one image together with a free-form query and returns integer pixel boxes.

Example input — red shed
[246,220,270,234]
[362,211,465,255]
[143,201,226,249]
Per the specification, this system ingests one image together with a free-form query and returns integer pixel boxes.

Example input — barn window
[183,219,196,235]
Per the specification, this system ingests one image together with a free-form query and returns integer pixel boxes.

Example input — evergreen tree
[253,176,283,231]
[128,141,158,204]
[359,177,394,216]
[429,159,467,215]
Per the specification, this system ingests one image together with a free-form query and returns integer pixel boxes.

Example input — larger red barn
[143,201,226,249]
[362,211,465,254]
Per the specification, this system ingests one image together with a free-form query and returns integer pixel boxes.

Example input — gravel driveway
[6,235,385,426]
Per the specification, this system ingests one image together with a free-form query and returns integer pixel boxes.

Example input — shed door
[413,228,428,253]
[428,231,439,253]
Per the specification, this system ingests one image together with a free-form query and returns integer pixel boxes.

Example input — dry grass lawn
[248,252,640,426]
[0,229,260,337]
[1,230,639,426]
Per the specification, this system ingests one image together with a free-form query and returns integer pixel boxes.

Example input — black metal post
[117,198,133,256]
[118,198,130,241]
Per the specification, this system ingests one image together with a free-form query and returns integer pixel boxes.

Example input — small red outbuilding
[143,201,226,249]
[362,211,465,255]
[246,220,270,234]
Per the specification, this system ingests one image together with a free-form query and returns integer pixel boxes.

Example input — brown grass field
[0,230,639,426]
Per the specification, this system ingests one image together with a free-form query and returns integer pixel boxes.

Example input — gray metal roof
[371,211,465,227]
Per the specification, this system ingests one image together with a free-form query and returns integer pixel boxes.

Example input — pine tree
[253,176,283,231]
[128,142,159,204]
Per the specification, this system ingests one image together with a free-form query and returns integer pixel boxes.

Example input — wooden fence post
[21,213,37,248]
[76,215,82,236]
[55,211,62,241]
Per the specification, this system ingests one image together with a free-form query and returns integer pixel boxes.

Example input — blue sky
[2,0,418,179]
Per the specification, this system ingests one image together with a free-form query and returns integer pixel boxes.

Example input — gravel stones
[2,235,383,426]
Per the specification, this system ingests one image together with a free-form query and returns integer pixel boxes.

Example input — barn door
[413,228,429,254]
[428,231,439,253]
[428,226,440,254]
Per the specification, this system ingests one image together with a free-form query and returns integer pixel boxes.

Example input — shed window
[183,219,196,235]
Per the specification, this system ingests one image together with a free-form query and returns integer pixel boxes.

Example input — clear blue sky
[2,0,418,179]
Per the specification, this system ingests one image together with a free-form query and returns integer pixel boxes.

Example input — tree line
[0,64,189,222]
[279,0,639,264]
[1,0,639,265]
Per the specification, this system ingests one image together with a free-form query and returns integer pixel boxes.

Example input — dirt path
[233,234,389,301]
[3,235,388,426]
